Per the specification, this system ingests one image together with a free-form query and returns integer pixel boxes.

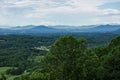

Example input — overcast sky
[0,0,120,26]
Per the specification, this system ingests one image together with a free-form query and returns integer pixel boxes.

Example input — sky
[0,0,120,26]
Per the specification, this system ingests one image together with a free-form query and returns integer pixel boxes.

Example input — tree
[41,36,100,80]
[0,74,6,80]
[102,46,120,80]
[94,36,120,80]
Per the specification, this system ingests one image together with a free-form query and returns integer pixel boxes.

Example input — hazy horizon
[1,23,120,28]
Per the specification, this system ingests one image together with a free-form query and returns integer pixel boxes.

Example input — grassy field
[34,55,45,62]
[0,67,19,80]
[0,67,11,74]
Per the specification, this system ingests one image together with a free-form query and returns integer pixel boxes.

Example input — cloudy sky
[0,0,120,26]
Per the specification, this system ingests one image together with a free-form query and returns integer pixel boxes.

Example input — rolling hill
[0,24,120,35]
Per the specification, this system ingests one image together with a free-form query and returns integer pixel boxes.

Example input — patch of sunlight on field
[34,56,45,62]
[0,67,11,74]
[0,67,20,80]
[7,75,18,80]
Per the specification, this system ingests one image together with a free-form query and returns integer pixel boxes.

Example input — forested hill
[0,34,120,80]
[0,24,120,35]
[12,35,120,80]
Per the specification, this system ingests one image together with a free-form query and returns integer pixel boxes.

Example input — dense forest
[0,34,120,80]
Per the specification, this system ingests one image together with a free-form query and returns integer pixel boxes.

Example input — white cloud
[23,0,120,18]
[0,0,120,26]
[0,14,10,25]
[101,9,120,15]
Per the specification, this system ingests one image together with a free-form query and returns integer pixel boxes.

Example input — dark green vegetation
[0,35,55,66]
[0,33,120,80]
[0,35,54,77]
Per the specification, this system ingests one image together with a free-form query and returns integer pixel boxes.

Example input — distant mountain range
[0,24,120,35]
[79,24,120,33]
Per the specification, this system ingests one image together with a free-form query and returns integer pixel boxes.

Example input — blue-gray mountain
[0,24,120,35]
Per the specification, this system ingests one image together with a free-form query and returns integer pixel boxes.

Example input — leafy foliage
[27,35,120,80]
[23,36,100,80]
[0,34,120,80]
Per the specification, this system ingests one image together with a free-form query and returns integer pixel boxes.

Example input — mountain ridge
[0,24,120,35]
